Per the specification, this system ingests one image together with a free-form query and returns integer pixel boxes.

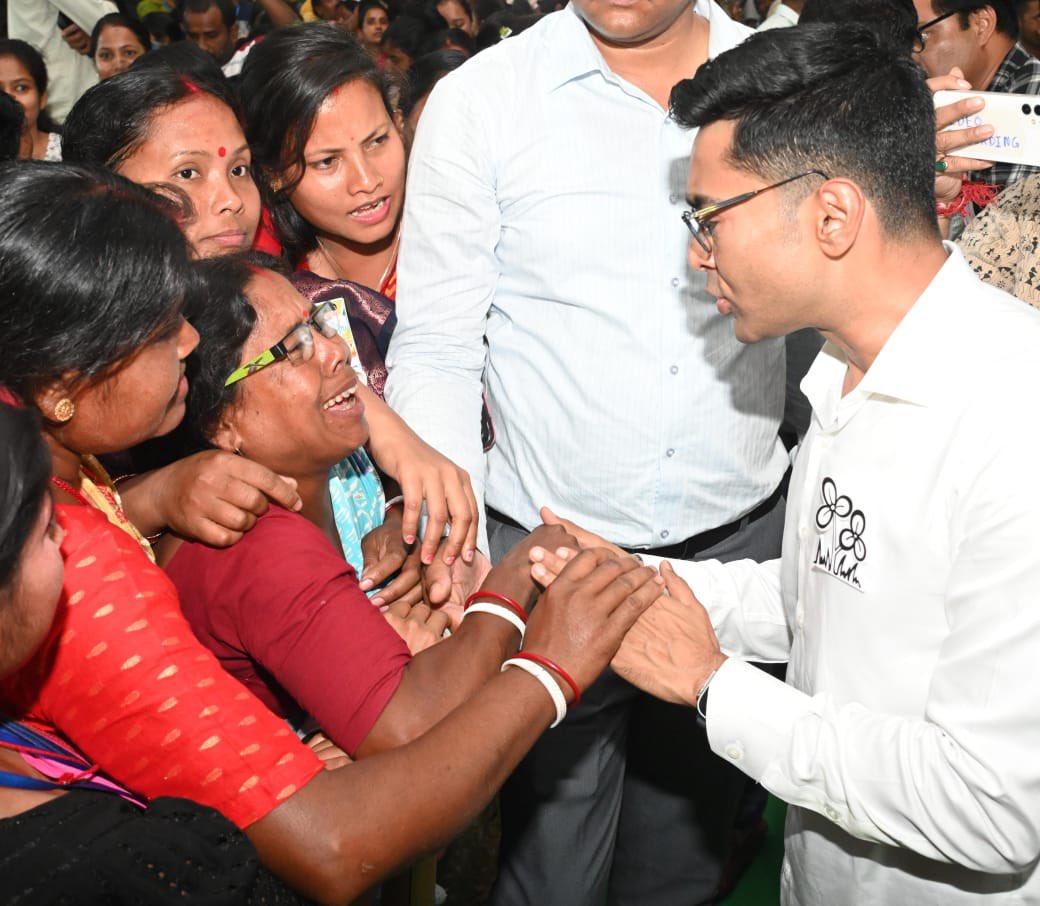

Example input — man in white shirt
[7,0,116,122]
[386,0,792,902]
[756,0,801,29]
[551,21,1040,905]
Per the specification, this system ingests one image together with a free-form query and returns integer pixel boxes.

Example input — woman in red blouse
[0,400,307,905]
[0,161,662,902]
[62,59,477,566]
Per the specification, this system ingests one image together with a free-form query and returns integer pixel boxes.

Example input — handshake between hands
[529,507,728,710]
[358,501,728,709]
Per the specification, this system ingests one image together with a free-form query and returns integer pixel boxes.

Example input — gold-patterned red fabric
[0,505,323,829]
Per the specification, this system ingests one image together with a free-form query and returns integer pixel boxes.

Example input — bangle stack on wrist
[464,591,528,638]
[501,651,581,729]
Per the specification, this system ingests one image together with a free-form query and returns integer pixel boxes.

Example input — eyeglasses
[225,300,340,387]
[915,9,958,48]
[681,170,829,256]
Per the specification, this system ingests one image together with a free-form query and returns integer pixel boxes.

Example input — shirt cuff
[638,554,725,606]
[705,658,814,782]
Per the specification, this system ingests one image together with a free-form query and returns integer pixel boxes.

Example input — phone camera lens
[1024,104,1033,114]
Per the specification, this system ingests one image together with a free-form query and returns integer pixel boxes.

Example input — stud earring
[53,398,75,423]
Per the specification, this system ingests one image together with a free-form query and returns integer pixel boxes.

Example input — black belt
[487,467,790,562]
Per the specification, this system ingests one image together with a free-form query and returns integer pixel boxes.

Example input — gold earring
[53,398,75,423]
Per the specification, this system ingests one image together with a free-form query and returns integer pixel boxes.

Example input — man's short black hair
[671,23,939,239]
[933,0,1019,39]
[800,0,919,57]
[179,0,236,27]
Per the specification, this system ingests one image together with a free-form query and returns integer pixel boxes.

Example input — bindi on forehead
[218,146,227,157]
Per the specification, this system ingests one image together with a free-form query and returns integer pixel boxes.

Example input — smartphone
[57,12,73,28]
[934,89,1040,166]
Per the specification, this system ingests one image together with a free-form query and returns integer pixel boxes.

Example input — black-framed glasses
[681,170,829,256]
[225,300,340,386]
[916,9,958,48]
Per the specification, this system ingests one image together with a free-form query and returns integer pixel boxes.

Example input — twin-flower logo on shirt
[811,477,867,591]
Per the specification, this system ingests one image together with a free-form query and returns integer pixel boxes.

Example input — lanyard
[0,720,145,806]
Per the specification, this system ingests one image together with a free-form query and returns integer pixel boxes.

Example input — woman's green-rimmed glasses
[225,300,340,387]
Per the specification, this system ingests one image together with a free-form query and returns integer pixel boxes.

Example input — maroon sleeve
[168,508,410,755]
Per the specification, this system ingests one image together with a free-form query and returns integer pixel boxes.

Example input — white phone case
[934,88,1040,166]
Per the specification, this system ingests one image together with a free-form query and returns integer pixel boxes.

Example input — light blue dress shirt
[387,0,790,550]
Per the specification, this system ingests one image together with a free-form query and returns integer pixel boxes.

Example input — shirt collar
[541,0,752,93]
[762,4,799,26]
[988,43,1032,92]
[802,244,975,414]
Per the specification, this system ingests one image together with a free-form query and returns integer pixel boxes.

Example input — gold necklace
[317,229,400,290]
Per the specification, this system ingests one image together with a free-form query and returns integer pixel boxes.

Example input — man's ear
[811,178,866,260]
[970,6,998,45]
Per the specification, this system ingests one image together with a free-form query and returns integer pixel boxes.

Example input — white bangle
[384,495,405,514]
[502,657,567,728]
[463,602,526,638]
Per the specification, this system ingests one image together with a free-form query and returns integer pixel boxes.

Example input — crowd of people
[3,0,1040,905]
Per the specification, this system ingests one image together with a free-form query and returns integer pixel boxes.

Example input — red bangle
[465,591,527,624]
[512,652,581,706]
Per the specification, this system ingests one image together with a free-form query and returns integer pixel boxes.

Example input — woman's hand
[929,67,994,205]
[529,543,581,588]
[481,524,579,613]
[359,386,478,566]
[383,601,450,654]
[305,732,353,771]
[422,548,492,629]
[522,548,664,695]
[119,450,302,546]
[360,510,423,609]
[539,506,627,557]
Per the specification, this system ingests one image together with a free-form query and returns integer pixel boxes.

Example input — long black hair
[62,62,237,171]
[0,405,51,590]
[401,48,466,117]
[0,161,195,402]
[0,92,24,160]
[239,23,395,262]
[177,253,264,453]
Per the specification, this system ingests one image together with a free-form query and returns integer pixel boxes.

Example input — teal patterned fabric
[328,448,385,594]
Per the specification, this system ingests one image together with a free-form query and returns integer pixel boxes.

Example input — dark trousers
[488,490,786,906]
